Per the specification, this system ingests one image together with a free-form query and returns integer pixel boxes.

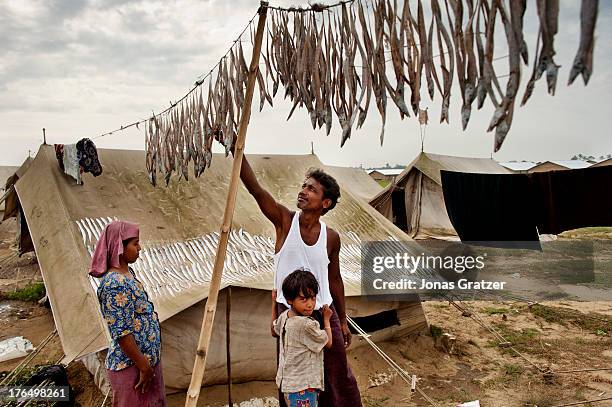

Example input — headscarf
[89,220,139,277]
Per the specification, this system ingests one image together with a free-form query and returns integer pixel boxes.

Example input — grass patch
[536,291,572,300]
[504,363,524,376]
[484,363,527,388]
[521,390,557,407]
[530,304,611,335]
[2,282,45,302]
[489,321,612,364]
[429,324,443,339]
[0,364,53,386]
[487,324,540,355]
[559,226,612,239]
[482,307,508,315]
[363,396,390,407]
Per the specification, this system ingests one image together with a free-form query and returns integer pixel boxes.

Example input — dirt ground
[0,218,610,406]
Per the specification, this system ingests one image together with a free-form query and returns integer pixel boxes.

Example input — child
[273,269,333,407]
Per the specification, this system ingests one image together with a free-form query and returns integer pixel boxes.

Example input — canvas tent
[528,160,592,173]
[590,158,612,168]
[323,165,382,201]
[0,165,19,213]
[14,145,428,392]
[1,158,32,219]
[370,152,511,240]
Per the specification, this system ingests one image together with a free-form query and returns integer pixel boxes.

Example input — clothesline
[93,0,357,141]
[93,10,260,141]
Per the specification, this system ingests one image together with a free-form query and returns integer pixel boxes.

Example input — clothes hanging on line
[54,138,102,184]
[77,138,102,176]
[63,143,82,184]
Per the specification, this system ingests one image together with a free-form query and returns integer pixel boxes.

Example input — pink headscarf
[89,220,140,277]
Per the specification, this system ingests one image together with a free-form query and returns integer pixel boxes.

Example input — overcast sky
[1,0,610,168]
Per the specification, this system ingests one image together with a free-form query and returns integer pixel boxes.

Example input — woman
[89,220,166,407]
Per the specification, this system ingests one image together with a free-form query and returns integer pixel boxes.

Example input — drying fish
[488,0,521,152]
[568,0,598,85]
[509,0,529,64]
[431,0,454,123]
[522,0,560,105]
[144,0,600,184]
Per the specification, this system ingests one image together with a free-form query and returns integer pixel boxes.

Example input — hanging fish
[568,0,598,85]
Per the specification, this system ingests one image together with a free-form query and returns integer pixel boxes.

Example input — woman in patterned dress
[89,220,165,407]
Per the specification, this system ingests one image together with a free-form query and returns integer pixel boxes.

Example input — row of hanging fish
[144,37,259,186]
[144,0,599,185]
[262,0,598,152]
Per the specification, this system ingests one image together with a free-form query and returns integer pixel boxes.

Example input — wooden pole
[226,287,232,407]
[42,128,46,145]
[184,3,268,406]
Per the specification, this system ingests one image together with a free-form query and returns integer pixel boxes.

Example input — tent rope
[347,316,440,407]
[551,397,612,407]
[0,330,58,386]
[444,294,548,373]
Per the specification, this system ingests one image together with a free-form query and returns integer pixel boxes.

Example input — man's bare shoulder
[277,208,295,233]
[284,209,296,222]
[326,226,341,246]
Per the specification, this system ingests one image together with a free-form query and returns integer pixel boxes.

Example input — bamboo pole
[184,3,268,406]
[226,286,232,407]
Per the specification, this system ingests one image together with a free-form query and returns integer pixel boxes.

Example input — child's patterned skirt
[285,388,319,407]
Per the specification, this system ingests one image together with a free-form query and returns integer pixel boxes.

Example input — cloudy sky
[1,0,610,168]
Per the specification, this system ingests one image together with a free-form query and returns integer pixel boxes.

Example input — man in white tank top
[238,153,362,407]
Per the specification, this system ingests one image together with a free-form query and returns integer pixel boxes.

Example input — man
[237,152,362,407]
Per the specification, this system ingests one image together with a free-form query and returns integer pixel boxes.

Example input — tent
[528,160,592,173]
[1,158,32,219]
[14,145,428,392]
[0,165,19,213]
[590,158,612,168]
[369,152,511,240]
[323,165,382,201]
[498,161,537,173]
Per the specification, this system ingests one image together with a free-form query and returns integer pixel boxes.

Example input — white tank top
[273,212,332,309]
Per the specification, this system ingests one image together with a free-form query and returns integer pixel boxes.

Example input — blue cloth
[286,388,319,407]
[97,269,161,371]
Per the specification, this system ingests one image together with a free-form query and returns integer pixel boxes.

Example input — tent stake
[184,3,268,406]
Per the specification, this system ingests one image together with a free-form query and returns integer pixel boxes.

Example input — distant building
[498,161,537,173]
[528,160,592,173]
[367,168,403,183]
[591,158,612,168]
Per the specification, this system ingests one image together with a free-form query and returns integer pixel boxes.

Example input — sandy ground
[0,218,610,406]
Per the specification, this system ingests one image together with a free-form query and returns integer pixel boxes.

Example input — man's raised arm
[239,155,289,228]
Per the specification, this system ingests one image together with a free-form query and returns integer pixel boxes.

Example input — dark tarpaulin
[441,166,612,249]
[531,166,612,234]
[440,171,541,250]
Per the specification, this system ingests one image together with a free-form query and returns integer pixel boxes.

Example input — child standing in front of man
[273,269,333,407]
